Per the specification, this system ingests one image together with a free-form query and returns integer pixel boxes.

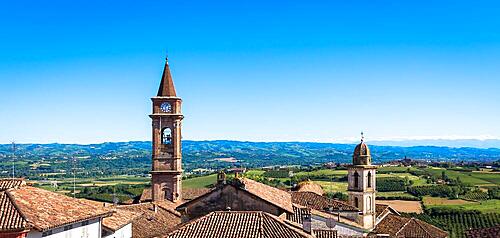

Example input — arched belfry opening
[162,127,172,145]
[354,171,360,189]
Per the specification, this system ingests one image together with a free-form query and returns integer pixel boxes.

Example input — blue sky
[1,1,499,144]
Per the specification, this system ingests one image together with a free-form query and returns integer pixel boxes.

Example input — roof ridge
[394,216,413,236]
[260,211,313,238]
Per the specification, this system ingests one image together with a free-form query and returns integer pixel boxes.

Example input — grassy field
[183,174,217,188]
[313,180,348,193]
[422,167,497,186]
[245,169,266,176]
[377,172,428,186]
[422,196,500,213]
[295,169,347,177]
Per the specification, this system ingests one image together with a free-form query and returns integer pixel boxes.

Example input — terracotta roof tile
[0,179,26,191]
[296,181,325,196]
[287,204,311,224]
[291,192,358,212]
[313,229,338,238]
[165,211,313,238]
[118,202,181,238]
[0,191,28,232]
[140,187,212,203]
[102,209,140,232]
[7,186,111,231]
[78,199,141,232]
[371,214,448,238]
[466,225,500,238]
[238,178,294,213]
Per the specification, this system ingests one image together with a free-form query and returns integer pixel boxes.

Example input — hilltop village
[2,59,451,238]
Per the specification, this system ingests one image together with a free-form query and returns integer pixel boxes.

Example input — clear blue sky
[1,1,499,144]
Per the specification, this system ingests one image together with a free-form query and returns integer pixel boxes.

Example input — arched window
[354,197,359,209]
[367,171,372,188]
[354,171,360,188]
[162,128,172,145]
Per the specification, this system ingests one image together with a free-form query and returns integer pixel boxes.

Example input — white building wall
[26,218,102,238]
[311,214,365,237]
[102,224,132,238]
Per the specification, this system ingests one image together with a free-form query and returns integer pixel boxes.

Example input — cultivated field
[376,200,423,213]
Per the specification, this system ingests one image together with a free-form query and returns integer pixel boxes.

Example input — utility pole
[11,141,16,180]
[72,157,77,198]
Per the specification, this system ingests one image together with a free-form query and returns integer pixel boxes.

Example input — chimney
[302,214,312,234]
[153,204,158,213]
[217,170,227,185]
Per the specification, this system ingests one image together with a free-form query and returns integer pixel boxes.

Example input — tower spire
[157,56,177,97]
[361,132,364,142]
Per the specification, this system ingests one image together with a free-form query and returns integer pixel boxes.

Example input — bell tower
[150,57,183,202]
[347,133,376,229]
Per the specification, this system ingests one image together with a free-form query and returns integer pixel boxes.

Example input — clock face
[160,102,172,112]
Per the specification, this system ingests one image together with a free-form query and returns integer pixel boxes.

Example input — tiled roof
[165,211,314,238]
[78,199,140,232]
[466,225,500,238]
[291,192,358,212]
[296,181,325,196]
[102,209,140,232]
[7,186,111,231]
[371,214,448,238]
[238,178,294,213]
[140,187,212,203]
[0,191,28,232]
[0,179,26,191]
[313,229,338,238]
[118,202,181,238]
[287,204,311,224]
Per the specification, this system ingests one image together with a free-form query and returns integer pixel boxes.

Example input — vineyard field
[410,212,500,238]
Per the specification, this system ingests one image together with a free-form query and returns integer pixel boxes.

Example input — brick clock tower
[347,133,376,229]
[150,57,183,202]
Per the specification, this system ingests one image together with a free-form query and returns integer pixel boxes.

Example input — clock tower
[150,57,183,202]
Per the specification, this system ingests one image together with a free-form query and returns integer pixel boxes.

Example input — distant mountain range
[366,139,500,149]
[0,140,499,177]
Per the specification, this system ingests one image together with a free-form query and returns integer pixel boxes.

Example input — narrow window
[369,197,372,211]
[367,171,372,188]
[354,171,360,188]
[354,197,359,209]
[162,128,172,144]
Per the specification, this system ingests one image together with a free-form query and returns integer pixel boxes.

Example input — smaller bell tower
[347,133,376,229]
[150,57,184,202]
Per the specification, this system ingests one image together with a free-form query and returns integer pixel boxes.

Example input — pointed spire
[157,56,177,97]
